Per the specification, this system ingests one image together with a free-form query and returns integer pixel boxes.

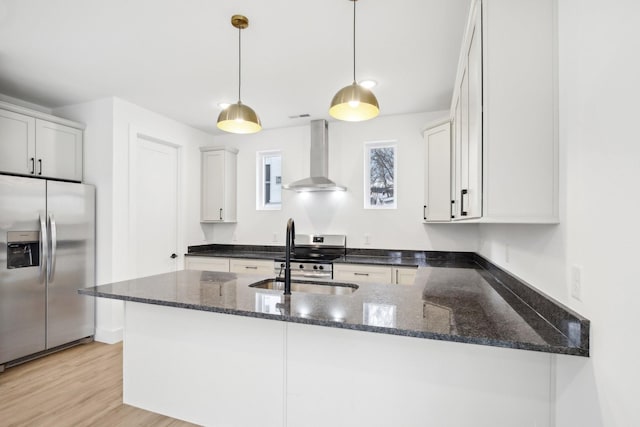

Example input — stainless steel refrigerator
[0,174,95,369]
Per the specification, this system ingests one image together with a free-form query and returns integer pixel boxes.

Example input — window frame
[364,140,398,209]
[256,150,283,211]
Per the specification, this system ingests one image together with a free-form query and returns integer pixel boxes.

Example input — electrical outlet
[571,265,582,301]
[364,234,371,245]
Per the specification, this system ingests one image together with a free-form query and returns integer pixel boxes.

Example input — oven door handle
[295,272,332,279]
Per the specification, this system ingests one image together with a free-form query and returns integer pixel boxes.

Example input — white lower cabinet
[185,258,415,285]
[229,258,274,275]
[393,267,417,285]
[184,256,229,272]
[334,264,392,284]
[334,264,417,285]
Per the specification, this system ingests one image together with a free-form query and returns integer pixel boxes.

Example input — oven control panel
[274,260,333,278]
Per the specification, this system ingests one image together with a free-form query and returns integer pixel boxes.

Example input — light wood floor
[0,341,199,427]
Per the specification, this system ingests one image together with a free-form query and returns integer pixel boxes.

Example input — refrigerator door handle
[39,213,48,283]
[48,214,57,282]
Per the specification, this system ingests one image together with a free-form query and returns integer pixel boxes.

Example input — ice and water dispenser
[6,231,40,269]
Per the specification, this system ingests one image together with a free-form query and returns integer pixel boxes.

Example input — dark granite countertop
[81,252,590,357]
[186,244,479,268]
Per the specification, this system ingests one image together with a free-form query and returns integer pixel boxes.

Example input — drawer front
[393,267,417,285]
[229,258,274,275]
[185,257,229,272]
[333,264,392,284]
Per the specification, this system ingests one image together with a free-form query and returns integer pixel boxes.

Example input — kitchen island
[81,260,589,426]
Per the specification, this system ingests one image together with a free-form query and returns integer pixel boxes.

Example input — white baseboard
[95,327,123,344]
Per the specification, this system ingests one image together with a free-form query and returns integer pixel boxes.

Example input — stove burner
[274,233,346,279]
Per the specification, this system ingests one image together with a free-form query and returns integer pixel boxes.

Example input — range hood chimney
[283,119,346,192]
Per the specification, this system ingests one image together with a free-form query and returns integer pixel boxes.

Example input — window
[364,141,397,209]
[257,151,282,210]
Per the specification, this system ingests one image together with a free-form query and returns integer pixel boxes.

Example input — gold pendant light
[217,15,262,134]
[329,0,379,122]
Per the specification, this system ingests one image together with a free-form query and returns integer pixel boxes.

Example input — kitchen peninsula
[81,251,588,427]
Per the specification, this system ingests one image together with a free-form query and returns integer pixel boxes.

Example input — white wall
[54,98,118,343]
[477,1,640,425]
[209,112,479,251]
[110,98,213,278]
[55,97,215,343]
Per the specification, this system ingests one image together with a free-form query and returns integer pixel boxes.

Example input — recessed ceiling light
[359,80,377,89]
[218,102,231,110]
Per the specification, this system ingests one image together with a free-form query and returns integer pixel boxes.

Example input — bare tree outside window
[364,141,397,209]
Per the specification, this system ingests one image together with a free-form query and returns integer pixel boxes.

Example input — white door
[132,136,179,278]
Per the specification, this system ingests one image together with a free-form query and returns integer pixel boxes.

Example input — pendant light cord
[238,26,242,102]
[352,0,356,83]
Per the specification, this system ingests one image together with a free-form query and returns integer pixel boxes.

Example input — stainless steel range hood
[283,119,346,192]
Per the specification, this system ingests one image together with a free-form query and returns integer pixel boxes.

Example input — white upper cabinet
[444,0,558,223]
[201,147,238,223]
[35,120,83,181]
[0,101,84,182]
[0,109,35,176]
[480,0,558,222]
[451,3,482,221]
[466,11,482,220]
[423,121,452,222]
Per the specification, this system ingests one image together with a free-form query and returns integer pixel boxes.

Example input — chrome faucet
[284,218,295,295]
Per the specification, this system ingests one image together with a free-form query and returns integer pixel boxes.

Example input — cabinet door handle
[30,158,35,174]
[461,189,468,216]
[37,159,43,176]
[395,269,399,284]
[219,208,223,220]
[451,200,455,219]
[423,205,427,220]
[354,272,369,276]
[244,266,258,270]
[170,253,177,259]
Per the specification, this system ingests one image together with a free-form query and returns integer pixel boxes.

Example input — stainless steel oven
[274,234,346,280]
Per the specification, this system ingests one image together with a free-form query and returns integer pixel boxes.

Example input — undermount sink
[249,278,359,295]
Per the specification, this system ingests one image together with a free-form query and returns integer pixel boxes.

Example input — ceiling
[0,0,471,134]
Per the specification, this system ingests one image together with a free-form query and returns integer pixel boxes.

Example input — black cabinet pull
[423,205,427,220]
[37,159,42,176]
[461,189,468,216]
[30,157,35,174]
[451,200,455,219]
[219,208,223,220]
[170,253,177,259]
